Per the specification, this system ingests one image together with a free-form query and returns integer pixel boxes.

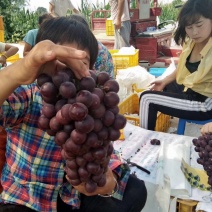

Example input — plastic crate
[106,19,114,36]
[150,7,162,16]
[0,16,4,30]
[8,54,20,63]
[109,49,139,75]
[118,93,171,132]
[0,30,4,42]
[149,67,166,77]
[132,84,145,93]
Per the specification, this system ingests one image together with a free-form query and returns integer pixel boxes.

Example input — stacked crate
[0,16,4,42]
[118,93,170,132]
[109,49,139,76]
[106,19,114,36]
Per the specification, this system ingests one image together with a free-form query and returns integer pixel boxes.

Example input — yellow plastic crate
[0,30,4,42]
[0,16,4,30]
[7,53,20,63]
[106,19,114,36]
[118,93,171,132]
[109,49,139,76]
[132,84,145,93]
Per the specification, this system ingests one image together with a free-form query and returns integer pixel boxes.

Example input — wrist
[1,54,8,60]
[98,177,119,198]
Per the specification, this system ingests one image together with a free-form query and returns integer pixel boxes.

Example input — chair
[177,118,212,135]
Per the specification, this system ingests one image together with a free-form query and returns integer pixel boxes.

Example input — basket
[106,19,114,36]
[0,30,4,42]
[118,93,171,132]
[149,67,167,77]
[109,49,139,76]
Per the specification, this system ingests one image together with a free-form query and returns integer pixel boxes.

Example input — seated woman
[139,0,212,131]
[0,42,19,67]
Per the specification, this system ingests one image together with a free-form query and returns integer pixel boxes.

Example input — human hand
[115,19,122,30]
[7,40,89,86]
[0,56,7,67]
[66,167,117,196]
[149,78,166,91]
[201,123,212,135]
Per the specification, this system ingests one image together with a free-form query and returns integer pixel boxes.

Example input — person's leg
[139,90,212,130]
[80,175,147,212]
[0,204,36,212]
[118,21,131,48]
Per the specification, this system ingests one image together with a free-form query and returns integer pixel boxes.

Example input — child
[139,0,212,131]
[0,17,147,212]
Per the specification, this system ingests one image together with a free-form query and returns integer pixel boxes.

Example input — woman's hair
[36,17,98,69]
[174,0,212,45]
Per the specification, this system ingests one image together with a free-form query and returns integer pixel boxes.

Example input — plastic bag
[116,65,155,101]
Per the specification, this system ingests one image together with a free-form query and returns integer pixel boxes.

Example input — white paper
[114,124,192,197]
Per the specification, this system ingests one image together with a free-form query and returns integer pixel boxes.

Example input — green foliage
[0,0,183,43]
[0,0,39,43]
[159,0,183,23]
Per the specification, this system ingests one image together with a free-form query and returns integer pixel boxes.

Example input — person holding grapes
[139,0,212,131]
[0,17,147,212]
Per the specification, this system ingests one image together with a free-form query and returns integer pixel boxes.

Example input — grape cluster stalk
[37,69,127,193]
[192,134,212,187]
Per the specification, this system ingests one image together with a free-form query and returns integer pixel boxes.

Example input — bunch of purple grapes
[193,134,212,187]
[37,69,126,193]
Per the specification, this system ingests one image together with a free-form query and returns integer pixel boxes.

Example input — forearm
[0,62,20,105]
[163,68,177,85]
[49,3,55,16]
[4,47,19,58]
[117,0,125,20]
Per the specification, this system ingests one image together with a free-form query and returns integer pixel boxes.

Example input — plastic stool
[177,118,212,135]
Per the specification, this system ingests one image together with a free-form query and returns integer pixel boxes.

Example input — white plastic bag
[116,65,155,101]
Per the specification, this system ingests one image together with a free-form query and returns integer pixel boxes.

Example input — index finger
[29,41,87,68]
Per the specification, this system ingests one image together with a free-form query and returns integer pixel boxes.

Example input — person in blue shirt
[23,13,52,57]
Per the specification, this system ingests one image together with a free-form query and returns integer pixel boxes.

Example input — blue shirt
[23,29,38,47]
